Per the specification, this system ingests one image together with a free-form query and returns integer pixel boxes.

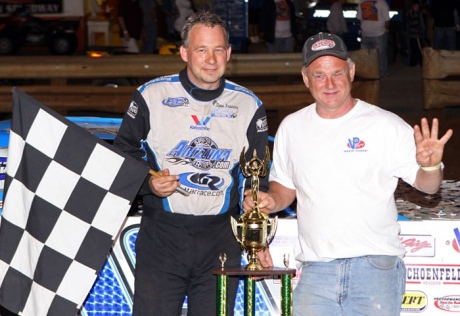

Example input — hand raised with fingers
[413,118,453,168]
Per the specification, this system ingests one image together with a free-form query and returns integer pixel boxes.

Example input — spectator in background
[174,0,194,35]
[259,0,298,53]
[118,0,144,53]
[249,0,264,43]
[357,0,390,77]
[429,0,460,50]
[193,0,214,11]
[162,0,180,42]
[327,0,348,39]
[406,0,425,66]
[139,0,158,54]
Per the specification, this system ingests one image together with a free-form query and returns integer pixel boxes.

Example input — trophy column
[213,267,296,316]
[219,147,296,314]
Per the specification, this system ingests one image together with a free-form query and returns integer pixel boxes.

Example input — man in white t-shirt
[327,0,348,38]
[357,0,390,77]
[259,0,297,53]
[244,32,453,315]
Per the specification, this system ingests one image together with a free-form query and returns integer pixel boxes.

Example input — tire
[48,33,77,55]
[0,36,19,55]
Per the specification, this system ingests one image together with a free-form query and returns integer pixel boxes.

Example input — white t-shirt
[274,0,292,38]
[327,1,348,35]
[270,100,419,265]
[357,0,390,37]
[174,0,194,33]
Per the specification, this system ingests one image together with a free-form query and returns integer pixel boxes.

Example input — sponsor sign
[0,0,63,14]
[400,235,435,257]
[402,291,428,312]
[406,264,460,286]
[434,296,460,313]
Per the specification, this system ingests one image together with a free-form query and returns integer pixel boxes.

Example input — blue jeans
[293,256,406,316]
[361,32,388,77]
[433,27,457,51]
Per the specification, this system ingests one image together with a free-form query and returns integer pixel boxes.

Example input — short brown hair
[181,11,230,48]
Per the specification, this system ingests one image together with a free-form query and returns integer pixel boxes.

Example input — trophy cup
[231,147,277,271]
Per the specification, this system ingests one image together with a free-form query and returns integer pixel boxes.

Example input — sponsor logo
[0,156,6,181]
[211,100,238,118]
[347,137,365,149]
[434,295,460,312]
[179,172,225,192]
[167,137,231,171]
[400,235,435,257]
[162,97,190,108]
[256,116,268,132]
[191,115,211,131]
[401,291,428,312]
[127,101,138,119]
[344,137,367,152]
[234,85,253,95]
[453,228,460,253]
[406,264,460,285]
[312,39,336,51]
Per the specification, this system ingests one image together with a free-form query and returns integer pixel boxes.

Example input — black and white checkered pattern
[0,89,148,316]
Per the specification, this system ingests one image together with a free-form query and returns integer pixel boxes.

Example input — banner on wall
[0,0,63,14]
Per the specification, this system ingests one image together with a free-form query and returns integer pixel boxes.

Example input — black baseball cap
[302,32,349,67]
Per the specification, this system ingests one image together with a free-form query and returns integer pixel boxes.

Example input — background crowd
[98,0,460,64]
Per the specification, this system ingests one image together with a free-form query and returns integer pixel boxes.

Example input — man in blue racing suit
[114,11,270,316]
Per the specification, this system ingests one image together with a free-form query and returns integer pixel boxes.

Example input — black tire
[0,36,19,55]
[48,33,77,55]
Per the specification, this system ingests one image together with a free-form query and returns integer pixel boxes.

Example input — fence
[422,47,460,111]
[0,50,380,124]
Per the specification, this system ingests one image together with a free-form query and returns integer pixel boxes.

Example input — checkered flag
[0,89,149,315]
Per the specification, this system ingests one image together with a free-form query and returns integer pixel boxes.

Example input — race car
[0,7,80,55]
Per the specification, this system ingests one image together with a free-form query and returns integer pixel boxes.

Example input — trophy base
[214,266,297,276]
[244,262,263,271]
[244,248,265,271]
[214,267,296,316]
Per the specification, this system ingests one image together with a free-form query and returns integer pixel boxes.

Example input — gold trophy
[231,147,278,270]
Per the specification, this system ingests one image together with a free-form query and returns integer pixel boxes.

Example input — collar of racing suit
[179,68,226,101]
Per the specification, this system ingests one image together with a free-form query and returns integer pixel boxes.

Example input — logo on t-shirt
[275,0,291,21]
[344,137,367,152]
[360,1,378,21]
[348,137,365,149]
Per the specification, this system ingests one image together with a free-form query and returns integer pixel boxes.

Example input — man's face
[302,56,355,118]
[180,24,231,90]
